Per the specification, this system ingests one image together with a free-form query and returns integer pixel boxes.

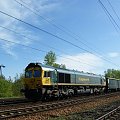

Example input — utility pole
[0,64,5,76]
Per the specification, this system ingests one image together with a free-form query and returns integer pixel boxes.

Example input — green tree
[0,77,13,97]
[0,75,5,80]
[53,63,60,68]
[44,51,56,66]
[104,69,120,79]
[12,74,24,97]
[44,51,66,69]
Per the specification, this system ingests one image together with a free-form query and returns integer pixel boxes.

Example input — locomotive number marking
[79,77,89,82]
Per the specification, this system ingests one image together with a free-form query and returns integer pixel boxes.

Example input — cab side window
[44,71,51,77]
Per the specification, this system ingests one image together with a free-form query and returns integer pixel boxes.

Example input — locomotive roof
[36,63,102,78]
[26,63,102,78]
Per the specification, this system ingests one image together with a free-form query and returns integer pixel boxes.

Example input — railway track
[1,98,95,119]
[0,98,31,106]
[0,92,117,106]
[0,92,120,119]
[96,106,120,120]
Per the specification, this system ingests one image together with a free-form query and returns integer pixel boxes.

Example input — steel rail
[0,98,95,119]
[96,106,120,120]
[0,98,32,106]
[0,92,120,119]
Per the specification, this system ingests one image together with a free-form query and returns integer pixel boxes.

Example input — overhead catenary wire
[14,0,120,68]
[99,1,119,33]
[0,25,98,67]
[98,0,120,32]
[14,0,101,55]
[0,37,101,68]
[0,10,93,54]
[0,9,119,68]
[106,0,120,23]
[0,25,68,55]
[14,0,111,60]
[22,0,109,57]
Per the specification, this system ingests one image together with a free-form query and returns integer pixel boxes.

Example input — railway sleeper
[46,105,52,109]
[17,111,22,114]
[113,114,119,118]
[31,109,37,112]
[109,116,117,120]
[24,110,31,113]
[9,112,14,115]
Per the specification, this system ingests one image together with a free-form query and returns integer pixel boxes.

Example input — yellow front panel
[24,78,36,89]
[24,78,42,89]
[35,77,42,87]
[42,77,51,85]
[41,69,52,85]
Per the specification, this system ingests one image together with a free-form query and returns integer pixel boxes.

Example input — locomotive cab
[25,68,42,89]
[22,63,42,99]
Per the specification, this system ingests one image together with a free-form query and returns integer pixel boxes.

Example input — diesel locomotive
[21,63,120,99]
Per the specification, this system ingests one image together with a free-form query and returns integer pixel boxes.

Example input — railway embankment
[1,92,119,120]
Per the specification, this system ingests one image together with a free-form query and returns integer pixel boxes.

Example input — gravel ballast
[8,93,120,120]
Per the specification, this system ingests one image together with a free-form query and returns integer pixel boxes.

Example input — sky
[0,0,120,80]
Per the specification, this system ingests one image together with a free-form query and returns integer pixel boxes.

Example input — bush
[0,77,13,97]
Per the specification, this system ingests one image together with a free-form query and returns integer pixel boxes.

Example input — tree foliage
[104,69,120,79]
[12,74,24,97]
[44,51,66,69]
[0,74,24,98]
[0,77,13,97]
[44,51,56,66]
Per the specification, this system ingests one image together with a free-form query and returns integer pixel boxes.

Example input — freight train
[21,63,120,100]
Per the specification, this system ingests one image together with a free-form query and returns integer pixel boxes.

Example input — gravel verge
[8,93,120,120]
[49,100,120,120]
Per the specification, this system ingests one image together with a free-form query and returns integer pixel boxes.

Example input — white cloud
[57,53,104,74]
[108,52,119,58]
[0,0,59,57]
[29,0,60,14]
[0,32,16,54]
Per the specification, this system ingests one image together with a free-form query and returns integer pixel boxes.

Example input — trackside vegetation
[0,75,24,98]
[0,51,120,98]
[0,68,120,98]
